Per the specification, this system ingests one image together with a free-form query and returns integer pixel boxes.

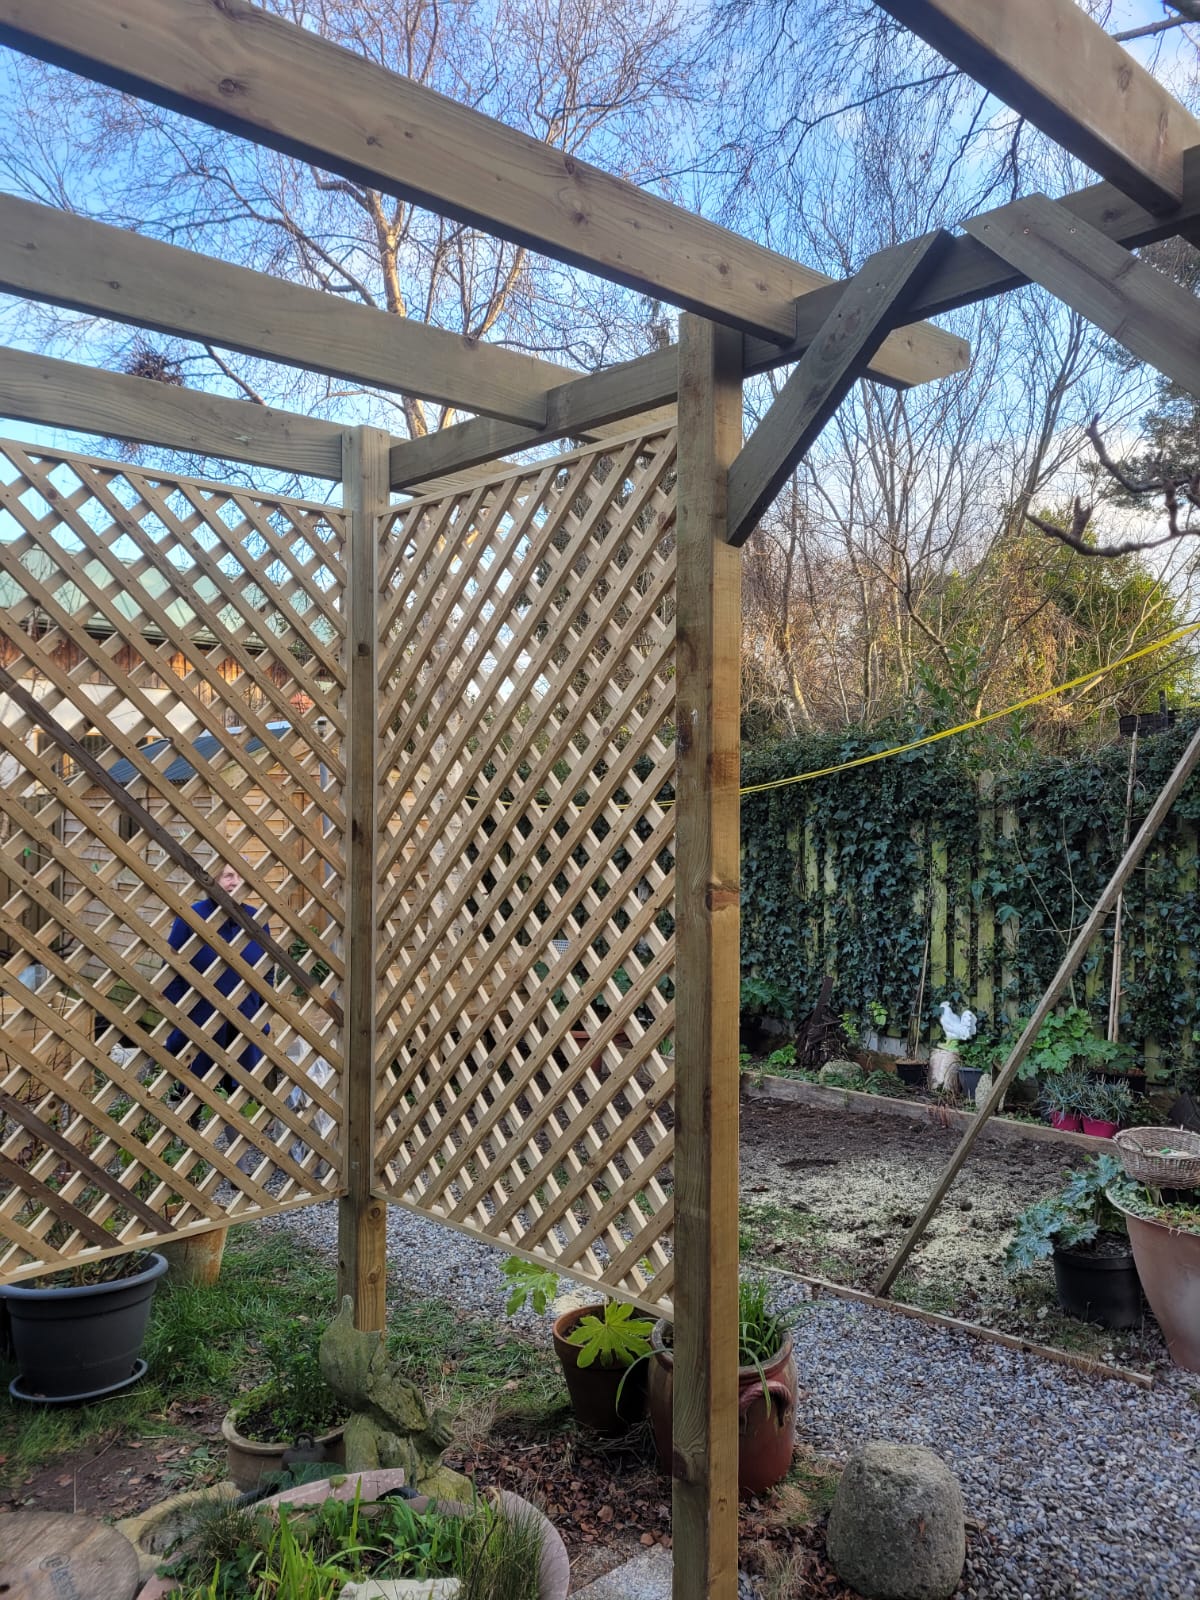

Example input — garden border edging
[742,1073,1114,1150]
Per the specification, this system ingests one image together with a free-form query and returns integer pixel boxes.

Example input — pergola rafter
[0,3,1197,1597]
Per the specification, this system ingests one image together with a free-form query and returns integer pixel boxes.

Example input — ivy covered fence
[740,719,1200,1080]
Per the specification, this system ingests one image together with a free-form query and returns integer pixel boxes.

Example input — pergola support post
[672,315,744,1600]
[338,425,390,1330]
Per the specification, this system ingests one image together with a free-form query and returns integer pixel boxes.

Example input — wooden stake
[876,718,1200,1297]
[1109,732,1138,1042]
[338,427,389,1331]
[672,315,743,1600]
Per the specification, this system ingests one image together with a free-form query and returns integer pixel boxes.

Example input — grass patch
[1,1226,562,1489]
[738,1200,828,1255]
[890,1273,958,1315]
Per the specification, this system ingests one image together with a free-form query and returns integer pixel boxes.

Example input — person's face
[217,864,244,897]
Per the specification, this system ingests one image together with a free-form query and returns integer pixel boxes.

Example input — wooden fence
[0,428,678,1305]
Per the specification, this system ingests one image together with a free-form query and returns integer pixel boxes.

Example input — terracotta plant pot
[646,1319,797,1494]
[221,1404,346,1491]
[551,1305,647,1435]
[1082,1117,1120,1139]
[1110,1195,1200,1372]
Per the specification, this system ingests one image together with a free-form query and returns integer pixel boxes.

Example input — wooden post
[876,719,1200,1297]
[673,314,743,1600]
[338,426,389,1330]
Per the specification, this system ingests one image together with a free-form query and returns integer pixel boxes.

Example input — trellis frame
[0,1,1198,1594]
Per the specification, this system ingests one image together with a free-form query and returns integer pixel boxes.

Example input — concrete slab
[572,1546,672,1599]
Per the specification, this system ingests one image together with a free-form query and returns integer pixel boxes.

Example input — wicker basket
[1114,1126,1200,1188]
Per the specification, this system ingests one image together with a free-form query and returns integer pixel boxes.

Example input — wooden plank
[741,1073,1117,1152]
[338,426,388,1332]
[763,1265,1155,1391]
[875,0,1200,215]
[751,147,1200,372]
[672,315,742,1600]
[0,344,344,478]
[727,232,949,545]
[316,145,1200,483]
[963,195,1200,396]
[0,0,962,385]
[0,193,568,428]
[389,353,679,488]
[876,718,1200,1297]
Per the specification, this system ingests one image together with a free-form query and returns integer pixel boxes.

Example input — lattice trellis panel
[375,427,678,1310]
[0,440,346,1281]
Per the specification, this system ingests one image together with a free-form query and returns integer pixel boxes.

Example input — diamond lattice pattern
[0,441,346,1279]
[375,428,678,1309]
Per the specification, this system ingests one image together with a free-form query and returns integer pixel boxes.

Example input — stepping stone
[0,1510,140,1600]
[572,1547,673,1599]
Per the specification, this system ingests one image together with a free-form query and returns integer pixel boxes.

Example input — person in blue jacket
[162,861,272,1088]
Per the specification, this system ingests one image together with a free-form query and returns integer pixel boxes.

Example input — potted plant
[502,1257,653,1436]
[955,1036,999,1103]
[140,1474,569,1600]
[645,1276,796,1494]
[1004,1154,1141,1329]
[1108,1130,1200,1372]
[1,1248,168,1403]
[221,1316,347,1489]
[1041,1066,1091,1132]
[1082,1075,1133,1139]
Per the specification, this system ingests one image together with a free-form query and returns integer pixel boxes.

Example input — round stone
[827,1441,966,1600]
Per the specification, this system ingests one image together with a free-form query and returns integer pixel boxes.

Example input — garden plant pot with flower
[0,1249,168,1403]
[503,1257,652,1435]
[222,1316,346,1489]
[646,1277,797,1494]
[1109,1128,1200,1371]
[1005,1154,1141,1330]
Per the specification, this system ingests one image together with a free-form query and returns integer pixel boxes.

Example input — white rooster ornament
[938,1001,977,1043]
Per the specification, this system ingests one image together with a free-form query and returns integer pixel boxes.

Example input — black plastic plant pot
[896,1060,927,1089]
[1051,1242,1142,1330]
[1,1252,168,1403]
[957,1067,984,1100]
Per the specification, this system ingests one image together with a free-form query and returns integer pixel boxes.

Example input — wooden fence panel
[0,440,346,1281]
[374,427,679,1310]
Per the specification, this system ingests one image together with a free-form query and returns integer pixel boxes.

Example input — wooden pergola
[0,2,1198,1594]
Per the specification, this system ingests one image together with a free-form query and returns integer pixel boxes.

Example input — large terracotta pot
[646,1319,797,1494]
[1110,1195,1200,1372]
[551,1304,647,1435]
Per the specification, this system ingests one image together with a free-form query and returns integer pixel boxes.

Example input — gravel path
[265,1201,1200,1600]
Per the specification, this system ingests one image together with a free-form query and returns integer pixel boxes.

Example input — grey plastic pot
[1,1251,168,1403]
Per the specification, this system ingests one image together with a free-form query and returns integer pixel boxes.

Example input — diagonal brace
[727,231,953,548]
[964,196,1200,400]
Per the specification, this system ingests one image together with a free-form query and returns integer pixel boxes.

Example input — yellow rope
[464,621,1199,811]
[738,621,1200,799]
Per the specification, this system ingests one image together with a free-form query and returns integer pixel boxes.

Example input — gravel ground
[265,1200,1200,1600]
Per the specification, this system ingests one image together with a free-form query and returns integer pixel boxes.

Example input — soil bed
[737,1094,1169,1374]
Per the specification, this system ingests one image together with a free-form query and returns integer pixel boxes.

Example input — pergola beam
[390,150,1200,491]
[727,232,950,548]
[0,0,963,389]
[389,352,678,488]
[964,196,1200,397]
[0,345,345,479]
[0,195,570,429]
[875,0,1200,215]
